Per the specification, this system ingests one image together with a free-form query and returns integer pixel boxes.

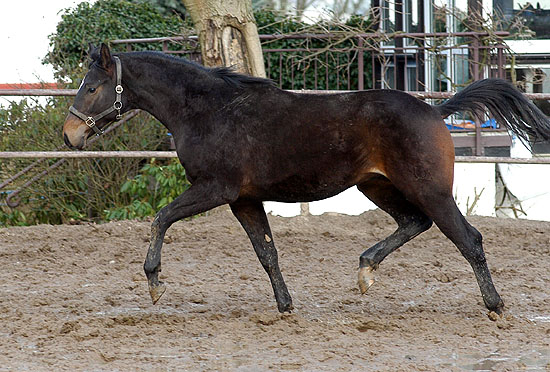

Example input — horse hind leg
[420,194,504,314]
[357,176,433,294]
[361,175,504,314]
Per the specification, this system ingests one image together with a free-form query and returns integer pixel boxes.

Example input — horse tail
[435,78,550,143]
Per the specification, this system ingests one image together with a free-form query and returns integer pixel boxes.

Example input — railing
[3,32,550,208]
[111,31,511,91]
[6,86,550,157]
[0,151,177,158]
[0,110,139,207]
[2,152,550,164]
[3,85,550,209]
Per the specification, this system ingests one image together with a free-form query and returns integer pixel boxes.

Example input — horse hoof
[487,310,502,321]
[277,302,294,313]
[149,281,166,305]
[487,300,505,320]
[358,266,376,294]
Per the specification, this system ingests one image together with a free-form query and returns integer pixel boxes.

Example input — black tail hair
[436,78,550,144]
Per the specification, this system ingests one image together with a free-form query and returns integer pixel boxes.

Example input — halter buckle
[115,85,124,94]
[85,117,96,128]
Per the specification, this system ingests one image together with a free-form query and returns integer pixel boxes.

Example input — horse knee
[152,209,165,229]
[255,244,278,268]
[150,210,170,241]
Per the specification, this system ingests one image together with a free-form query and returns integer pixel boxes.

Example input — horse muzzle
[63,114,89,150]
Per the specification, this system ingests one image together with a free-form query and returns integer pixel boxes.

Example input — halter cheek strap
[69,56,123,136]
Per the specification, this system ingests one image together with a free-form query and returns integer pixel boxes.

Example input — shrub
[1,0,186,227]
[104,159,190,221]
[0,98,168,226]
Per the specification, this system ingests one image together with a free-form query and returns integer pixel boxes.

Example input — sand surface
[1,208,549,371]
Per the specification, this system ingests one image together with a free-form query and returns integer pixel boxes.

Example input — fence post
[472,36,480,81]
[472,37,482,155]
[357,37,364,91]
[474,114,484,156]
[497,43,505,79]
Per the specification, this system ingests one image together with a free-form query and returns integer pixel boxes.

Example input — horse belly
[264,183,351,202]
[247,167,357,202]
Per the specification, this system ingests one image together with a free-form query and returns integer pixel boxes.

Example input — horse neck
[121,53,224,135]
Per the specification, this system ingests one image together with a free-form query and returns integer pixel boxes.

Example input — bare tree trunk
[182,0,266,77]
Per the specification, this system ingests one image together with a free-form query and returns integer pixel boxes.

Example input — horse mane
[111,51,274,89]
[209,66,275,88]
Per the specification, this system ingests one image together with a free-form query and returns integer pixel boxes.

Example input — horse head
[63,43,126,149]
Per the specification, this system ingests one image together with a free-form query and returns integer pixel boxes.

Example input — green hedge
[44,0,185,82]
[1,0,186,226]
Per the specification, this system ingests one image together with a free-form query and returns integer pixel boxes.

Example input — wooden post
[357,37,364,91]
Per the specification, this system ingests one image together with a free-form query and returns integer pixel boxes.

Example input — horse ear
[88,43,100,64]
[87,43,96,56]
[99,43,113,70]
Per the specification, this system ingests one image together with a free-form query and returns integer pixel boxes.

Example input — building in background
[370,0,550,93]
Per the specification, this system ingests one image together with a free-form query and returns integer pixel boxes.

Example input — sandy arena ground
[1,207,550,371]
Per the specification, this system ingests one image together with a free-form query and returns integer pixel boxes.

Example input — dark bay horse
[64,43,550,315]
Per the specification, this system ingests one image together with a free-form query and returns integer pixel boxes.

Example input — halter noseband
[69,56,123,136]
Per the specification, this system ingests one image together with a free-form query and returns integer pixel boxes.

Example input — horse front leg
[230,199,293,313]
[144,183,234,304]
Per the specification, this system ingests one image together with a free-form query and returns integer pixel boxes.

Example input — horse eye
[88,87,96,93]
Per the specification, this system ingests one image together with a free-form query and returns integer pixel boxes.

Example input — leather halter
[69,56,123,136]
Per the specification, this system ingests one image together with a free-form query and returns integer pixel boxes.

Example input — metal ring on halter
[114,101,123,119]
[115,85,124,94]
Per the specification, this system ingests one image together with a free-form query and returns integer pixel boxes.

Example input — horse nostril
[64,133,74,149]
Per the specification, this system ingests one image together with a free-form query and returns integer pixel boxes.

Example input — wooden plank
[0,151,178,159]
[455,156,550,164]
[0,89,77,96]
[1,151,549,164]
[452,134,512,148]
